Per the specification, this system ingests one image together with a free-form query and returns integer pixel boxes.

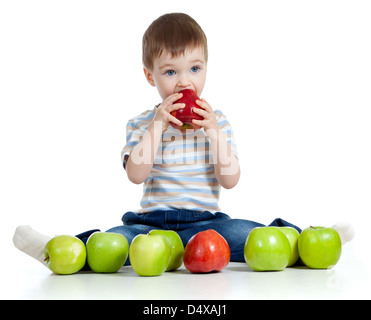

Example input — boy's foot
[13,225,51,266]
[332,222,355,245]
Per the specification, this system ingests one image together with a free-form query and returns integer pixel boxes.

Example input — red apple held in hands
[170,89,204,131]
[184,229,230,273]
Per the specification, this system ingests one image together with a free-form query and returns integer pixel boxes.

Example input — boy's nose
[177,74,191,88]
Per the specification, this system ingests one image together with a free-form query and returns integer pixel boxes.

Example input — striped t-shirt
[121,106,238,213]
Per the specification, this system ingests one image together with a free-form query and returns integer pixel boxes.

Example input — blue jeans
[77,210,301,266]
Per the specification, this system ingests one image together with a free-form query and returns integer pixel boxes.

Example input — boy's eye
[165,70,175,76]
[191,66,200,73]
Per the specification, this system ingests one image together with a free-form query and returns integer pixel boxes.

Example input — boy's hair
[142,13,208,70]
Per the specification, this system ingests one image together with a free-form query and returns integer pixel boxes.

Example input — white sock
[13,225,51,266]
[332,222,355,245]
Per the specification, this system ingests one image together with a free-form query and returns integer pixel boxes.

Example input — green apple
[298,226,341,269]
[244,227,291,271]
[278,227,300,267]
[86,232,129,273]
[149,229,184,271]
[44,235,86,275]
[129,233,171,276]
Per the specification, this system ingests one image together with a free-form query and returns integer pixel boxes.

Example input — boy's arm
[125,93,185,184]
[125,119,163,184]
[208,130,240,189]
[192,99,240,189]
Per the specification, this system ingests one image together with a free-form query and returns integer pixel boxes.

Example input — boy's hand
[192,99,219,134]
[153,92,185,131]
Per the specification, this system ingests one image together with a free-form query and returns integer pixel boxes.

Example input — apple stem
[310,226,317,230]
[146,228,150,235]
[44,256,49,262]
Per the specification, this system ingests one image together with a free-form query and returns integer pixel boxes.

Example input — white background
[1,0,371,290]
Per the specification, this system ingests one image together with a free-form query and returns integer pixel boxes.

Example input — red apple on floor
[184,229,230,273]
[170,89,204,131]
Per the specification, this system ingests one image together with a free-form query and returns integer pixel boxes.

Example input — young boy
[13,13,353,267]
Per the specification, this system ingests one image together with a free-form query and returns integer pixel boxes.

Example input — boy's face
[144,46,207,100]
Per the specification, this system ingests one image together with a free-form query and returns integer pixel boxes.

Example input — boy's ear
[143,67,156,87]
